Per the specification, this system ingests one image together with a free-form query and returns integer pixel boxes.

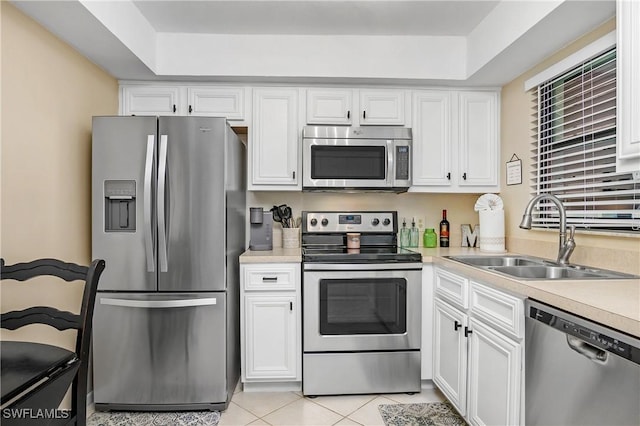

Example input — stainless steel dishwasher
[526,299,640,425]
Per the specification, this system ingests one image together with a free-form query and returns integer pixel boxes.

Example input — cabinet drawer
[435,268,468,309]
[469,281,524,340]
[242,264,299,291]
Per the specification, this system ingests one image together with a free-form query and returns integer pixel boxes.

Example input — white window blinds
[531,48,639,233]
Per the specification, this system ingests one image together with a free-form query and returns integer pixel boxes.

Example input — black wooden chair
[1,258,105,426]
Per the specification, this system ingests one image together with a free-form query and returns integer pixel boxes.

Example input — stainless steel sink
[489,265,603,279]
[449,255,549,268]
[446,255,638,280]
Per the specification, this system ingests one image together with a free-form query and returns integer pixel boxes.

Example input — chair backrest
[1,258,105,422]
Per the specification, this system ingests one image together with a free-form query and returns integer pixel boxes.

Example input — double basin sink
[447,255,638,280]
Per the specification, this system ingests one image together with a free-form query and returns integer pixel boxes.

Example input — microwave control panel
[396,145,410,180]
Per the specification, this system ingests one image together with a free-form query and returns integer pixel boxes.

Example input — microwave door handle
[387,140,394,186]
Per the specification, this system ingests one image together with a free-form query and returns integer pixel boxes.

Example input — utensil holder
[282,228,300,249]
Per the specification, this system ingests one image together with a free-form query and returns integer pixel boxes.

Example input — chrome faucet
[519,194,576,265]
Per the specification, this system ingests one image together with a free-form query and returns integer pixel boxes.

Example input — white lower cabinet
[433,298,468,414]
[467,318,522,426]
[240,263,301,391]
[433,267,524,425]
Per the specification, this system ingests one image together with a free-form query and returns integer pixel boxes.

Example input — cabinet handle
[464,326,473,337]
[172,104,176,113]
[454,320,462,331]
[363,110,367,119]
[446,172,451,180]
[347,110,350,119]
[189,105,193,114]
[292,171,296,179]
[262,277,278,282]
[462,172,467,180]
[290,301,293,311]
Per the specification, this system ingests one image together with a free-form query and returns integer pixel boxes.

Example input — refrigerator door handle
[100,297,218,308]
[143,135,155,272]
[158,134,169,272]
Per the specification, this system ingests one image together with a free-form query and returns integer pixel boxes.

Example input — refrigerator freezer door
[158,117,227,291]
[92,116,157,292]
[93,292,228,408]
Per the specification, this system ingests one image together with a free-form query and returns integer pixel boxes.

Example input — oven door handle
[303,262,423,271]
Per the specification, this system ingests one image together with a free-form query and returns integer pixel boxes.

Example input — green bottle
[423,228,437,248]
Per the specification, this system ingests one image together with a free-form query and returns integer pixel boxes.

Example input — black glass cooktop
[302,246,422,263]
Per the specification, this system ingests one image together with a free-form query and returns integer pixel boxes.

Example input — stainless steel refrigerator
[91,116,245,411]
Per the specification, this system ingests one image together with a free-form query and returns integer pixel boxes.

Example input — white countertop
[239,246,640,337]
[239,247,302,263]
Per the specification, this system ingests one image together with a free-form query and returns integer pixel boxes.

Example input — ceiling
[11,0,616,86]
[132,1,500,36]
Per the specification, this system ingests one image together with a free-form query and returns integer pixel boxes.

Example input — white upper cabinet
[457,91,499,187]
[121,86,181,115]
[617,0,640,174]
[412,91,452,186]
[359,89,406,125]
[120,84,249,123]
[306,89,353,125]
[411,90,500,193]
[186,87,248,121]
[250,87,300,190]
[305,88,408,126]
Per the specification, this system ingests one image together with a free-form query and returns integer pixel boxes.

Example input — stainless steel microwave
[302,126,412,192]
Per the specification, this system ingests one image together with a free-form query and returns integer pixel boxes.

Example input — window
[531,47,640,233]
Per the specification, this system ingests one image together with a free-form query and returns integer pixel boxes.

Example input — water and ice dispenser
[104,180,136,232]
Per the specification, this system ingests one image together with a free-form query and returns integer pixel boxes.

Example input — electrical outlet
[416,216,425,230]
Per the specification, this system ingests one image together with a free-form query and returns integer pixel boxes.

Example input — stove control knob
[371,218,380,226]
[382,218,391,226]
[321,218,329,226]
[310,218,318,226]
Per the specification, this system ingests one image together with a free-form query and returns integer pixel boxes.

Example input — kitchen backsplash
[507,237,640,276]
[248,191,479,247]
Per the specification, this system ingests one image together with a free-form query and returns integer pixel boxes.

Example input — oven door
[303,263,422,352]
[303,139,392,189]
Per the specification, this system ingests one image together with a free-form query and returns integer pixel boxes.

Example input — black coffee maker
[249,207,273,251]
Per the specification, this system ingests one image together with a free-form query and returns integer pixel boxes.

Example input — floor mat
[378,401,466,426]
[86,410,220,426]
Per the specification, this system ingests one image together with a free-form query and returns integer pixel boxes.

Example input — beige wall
[248,191,481,247]
[500,18,640,275]
[0,2,118,346]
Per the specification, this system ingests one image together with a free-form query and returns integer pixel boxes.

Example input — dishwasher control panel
[529,303,640,365]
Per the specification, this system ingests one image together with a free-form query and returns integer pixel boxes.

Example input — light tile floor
[219,386,445,426]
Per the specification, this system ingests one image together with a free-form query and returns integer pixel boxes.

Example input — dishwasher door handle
[566,335,608,364]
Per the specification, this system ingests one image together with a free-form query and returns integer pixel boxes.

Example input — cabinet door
[250,88,299,188]
[121,86,181,115]
[359,90,406,125]
[616,0,640,173]
[243,294,298,380]
[433,298,468,415]
[467,318,522,426]
[306,89,353,124]
[412,91,452,186]
[458,91,499,187]
[187,87,246,120]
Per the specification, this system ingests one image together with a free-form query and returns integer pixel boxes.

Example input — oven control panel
[303,211,397,233]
